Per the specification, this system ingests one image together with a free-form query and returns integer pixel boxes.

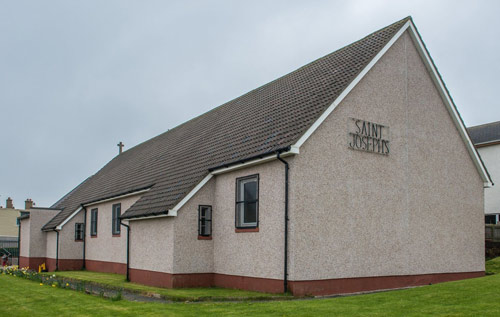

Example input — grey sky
[1,0,499,208]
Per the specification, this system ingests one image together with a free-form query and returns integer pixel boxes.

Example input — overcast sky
[1,0,499,208]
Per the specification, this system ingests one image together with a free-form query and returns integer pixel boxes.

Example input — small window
[75,223,84,241]
[486,214,498,225]
[198,205,212,237]
[112,203,121,235]
[90,208,98,236]
[236,175,259,228]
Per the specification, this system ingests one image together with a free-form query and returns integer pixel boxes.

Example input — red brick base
[85,259,127,275]
[18,257,83,272]
[129,269,483,295]
[288,271,485,296]
[17,256,485,296]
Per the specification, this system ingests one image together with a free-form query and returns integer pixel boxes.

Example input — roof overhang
[126,147,299,221]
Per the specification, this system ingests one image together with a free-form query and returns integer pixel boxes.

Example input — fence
[0,237,19,266]
[485,225,500,242]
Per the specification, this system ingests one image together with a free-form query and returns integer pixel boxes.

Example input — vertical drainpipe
[277,151,289,294]
[54,229,59,271]
[120,221,130,281]
[81,205,87,270]
[17,220,21,265]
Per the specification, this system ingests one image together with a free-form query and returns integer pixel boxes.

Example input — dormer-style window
[112,203,121,235]
[90,208,98,236]
[198,205,212,238]
[75,223,84,241]
[236,175,259,228]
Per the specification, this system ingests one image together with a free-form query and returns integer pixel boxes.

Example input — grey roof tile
[468,121,500,145]
[42,17,410,229]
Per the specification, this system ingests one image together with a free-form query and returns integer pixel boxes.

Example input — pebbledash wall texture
[18,17,490,296]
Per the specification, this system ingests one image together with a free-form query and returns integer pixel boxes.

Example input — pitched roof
[42,17,413,229]
[468,121,500,145]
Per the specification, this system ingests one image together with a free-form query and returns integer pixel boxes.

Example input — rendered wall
[478,144,500,215]
[58,212,84,260]
[173,178,215,274]
[28,209,59,258]
[84,194,142,268]
[129,216,175,274]
[213,161,285,280]
[0,208,20,237]
[19,218,30,257]
[288,31,484,282]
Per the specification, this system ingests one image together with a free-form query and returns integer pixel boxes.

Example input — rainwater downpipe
[54,229,59,271]
[81,204,87,270]
[277,151,289,294]
[17,221,21,264]
[120,221,130,281]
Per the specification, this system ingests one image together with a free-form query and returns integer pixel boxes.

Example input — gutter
[17,220,21,264]
[276,151,290,294]
[120,221,131,281]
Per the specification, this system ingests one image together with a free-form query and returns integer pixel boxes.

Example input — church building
[19,17,491,296]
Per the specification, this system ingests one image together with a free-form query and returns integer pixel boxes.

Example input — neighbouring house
[0,198,31,239]
[469,121,499,224]
[19,17,491,296]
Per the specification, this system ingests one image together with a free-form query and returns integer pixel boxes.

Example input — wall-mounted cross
[117,141,124,154]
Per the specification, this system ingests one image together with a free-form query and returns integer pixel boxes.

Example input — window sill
[235,227,259,233]
[112,234,121,237]
[91,235,98,238]
[198,235,212,240]
[74,239,83,242]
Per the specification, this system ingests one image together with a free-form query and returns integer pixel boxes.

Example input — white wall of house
[84,194,141,265]
[288,31,484,281]
[477,144,500,217]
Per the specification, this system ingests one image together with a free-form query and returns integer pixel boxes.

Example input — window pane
[244,202,257,224]
[244,181,257,201]
[235,203,243,226]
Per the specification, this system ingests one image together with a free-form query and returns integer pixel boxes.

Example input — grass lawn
[42,270,286,301]
[0,258,498,316]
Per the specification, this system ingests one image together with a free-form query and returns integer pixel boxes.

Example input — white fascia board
[56,206,82,230]
[211,150,297,176]
[127,214,170,222]
[406,22,492,188]
[289,19,492,188]
[57,188,151,229]
[167,173,214,216]
[292,20,411,150]
[82,188,151,208]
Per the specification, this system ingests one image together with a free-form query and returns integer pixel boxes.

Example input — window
[486,214,498,225]
[236,175,259,228]
[75,223,84,241]
[198,205,212,237]
[90,208,98,236]
[112,203,121,235]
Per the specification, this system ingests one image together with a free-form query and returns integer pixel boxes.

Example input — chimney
[25,198,34,210]
[6,197,14,209]
[117,141,124,155]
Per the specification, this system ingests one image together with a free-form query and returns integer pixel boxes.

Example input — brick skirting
[19,256,83,272]
[16,257,485,295]
[129,269,483,295]
[85,259,127,275]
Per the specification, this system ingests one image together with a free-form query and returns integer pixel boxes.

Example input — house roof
[42,16,489,230]
[468,121,500,146]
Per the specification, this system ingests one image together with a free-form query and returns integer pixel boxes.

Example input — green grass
[1,259,499,316]
[486,256,500,274]
[44,270,286,301]
[2,271,500,316]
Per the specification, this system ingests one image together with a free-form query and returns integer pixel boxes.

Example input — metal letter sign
[348,118,390,155]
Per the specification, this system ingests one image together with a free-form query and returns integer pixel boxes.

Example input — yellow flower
[66,283,69,287]
[52,284,56,287]
[40,283,43,286]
